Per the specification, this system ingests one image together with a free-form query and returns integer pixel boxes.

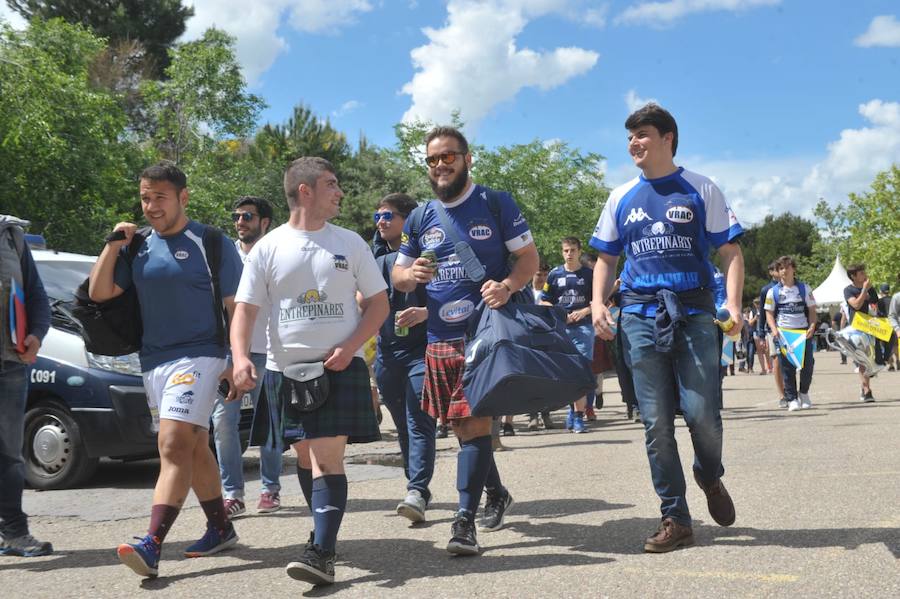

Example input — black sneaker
[501,422,515,436]
[436,424,449,438]
[480,490,514,532]
[446,513,480,556]
[285,544,335,585]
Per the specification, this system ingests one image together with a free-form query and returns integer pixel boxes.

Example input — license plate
[240,393,253,409]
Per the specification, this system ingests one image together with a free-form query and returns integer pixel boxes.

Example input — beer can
[394,313,409,337]
[421,250,438,269]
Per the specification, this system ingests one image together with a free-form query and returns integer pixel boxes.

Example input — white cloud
[854,15,900,48]
[331,99,363,118]
[183,1,373,85]
[624,89,659,112]
[0,4,26,29]
[615,0,780,27]
[401,0,599,128]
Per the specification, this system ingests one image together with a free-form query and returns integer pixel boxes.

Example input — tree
[738,213,820,303]
[6,0,193,78]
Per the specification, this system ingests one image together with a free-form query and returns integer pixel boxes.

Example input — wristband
[500,282,512,294]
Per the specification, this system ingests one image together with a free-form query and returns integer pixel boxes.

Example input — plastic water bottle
[716,308,742,342]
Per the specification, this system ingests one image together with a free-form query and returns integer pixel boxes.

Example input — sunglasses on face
[231,211,257,223]
[373,211,397,223]
[425,151,464,168]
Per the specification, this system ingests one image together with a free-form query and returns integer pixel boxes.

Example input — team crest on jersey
[468,224,492,240]
[625,207,652,225]
[299,289,328,304]
[643,221,675,237]
[665,206,694,223]
[170,371,199,386]
[174,249,189,260]
[332,254,348,271]
[422,227,445,248]
[175,390,194,405]
[401,232,409,245]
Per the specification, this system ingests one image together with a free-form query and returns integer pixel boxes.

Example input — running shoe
[862,390,875,403]
[480,490,514,532]
[446,513,480,556]
[396,489,427,523]
[224,498,246,519]
[565,410,574,431]
[1,533,53,557]
[799,393,812,409]
[117,535,160,577]
[778,397,788,408]
[527,416,540,431]
[286,544,336,585]
[501,422,515,436]
[787,399,800,412]
[184,523,238,557]
[572,414,586,433]
[584,406,597,421]
[540,411,554,429]
[436,424,449,438]
[257,491,281,514]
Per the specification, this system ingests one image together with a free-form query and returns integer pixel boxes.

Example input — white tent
[812,256,852,308]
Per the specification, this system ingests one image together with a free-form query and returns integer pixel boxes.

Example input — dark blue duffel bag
[461,301,596,416]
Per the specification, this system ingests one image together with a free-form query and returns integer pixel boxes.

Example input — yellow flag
[851,312,893,342]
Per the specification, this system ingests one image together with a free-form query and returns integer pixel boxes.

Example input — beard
[430,163,469,202]
[238,225,262,244]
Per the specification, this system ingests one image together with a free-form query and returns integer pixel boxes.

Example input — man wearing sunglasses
[211,197,285,520]
[392,126,539,556]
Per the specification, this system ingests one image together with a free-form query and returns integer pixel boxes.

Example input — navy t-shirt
[843,285,879,323]
[376,250,427,364]
[114,221,243,371]
[540,265,593,325]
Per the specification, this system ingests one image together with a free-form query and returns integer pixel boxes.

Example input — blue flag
[720,338,734,367]
[778,328,807,369]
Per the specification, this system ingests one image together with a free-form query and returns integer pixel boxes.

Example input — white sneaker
[787,399,801,412]
[799,393,811,409]
[778,397,788,408]
[396,490,427,523]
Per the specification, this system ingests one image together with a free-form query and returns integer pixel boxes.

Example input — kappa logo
[174,249,189,260]
[624,207,652,225]
[332,254,348,271]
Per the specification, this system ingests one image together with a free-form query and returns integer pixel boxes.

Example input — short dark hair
[140,161,187,192]
[776,255,796,269]
[283,157,336,209]
[378,193,418,218]
[537,262,550,273]
[768,260,780,272]
[233,196,273,222]
[561,236,582,249]
[846,263,866,278]
[625,103,679,157]
[424,126,469,154]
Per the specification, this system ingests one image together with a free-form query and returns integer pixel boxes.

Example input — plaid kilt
[264,357,380,445]
[423,339,472,421]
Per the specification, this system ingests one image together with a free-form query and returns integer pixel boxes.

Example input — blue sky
[3,1,899,225]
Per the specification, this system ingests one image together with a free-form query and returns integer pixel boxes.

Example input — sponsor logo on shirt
[624,207,652,225]
[422,227,445,248]
[556,278,567,287]
[631,221,694,256]
[175,390,194,405]
[174,249,189,260]
[643,221,675,237]
[665,206,694,223]
[513,213,526,227]
[168,406,190,415]
[332,254,348,271]
[170,372,198,386]
[401,232,409,245]
[469,224,492,240]
[439,299,475,323]
[280,289,345,323]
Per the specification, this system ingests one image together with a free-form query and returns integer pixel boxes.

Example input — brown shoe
[643,517,694,553]
[693,471,736,526]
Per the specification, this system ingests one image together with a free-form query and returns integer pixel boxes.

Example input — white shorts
[142,356,227,430]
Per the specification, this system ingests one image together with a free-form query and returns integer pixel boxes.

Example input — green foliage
[738,213,820,303]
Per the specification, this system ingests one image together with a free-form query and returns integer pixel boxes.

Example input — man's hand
[324,344,354,371]
[232,356,257,394]
[592,303,615,340]
[567,307,591,324]
[19,335,41,364]
[722,304,744,337]
[108,222,138,249]
[395,306,427,328]
[481,280,511,309]
[411,257,437,284]
[218,365,238,401]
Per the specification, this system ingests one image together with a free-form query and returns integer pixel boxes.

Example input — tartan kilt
[265,357,380,445]
[422,339,472,421]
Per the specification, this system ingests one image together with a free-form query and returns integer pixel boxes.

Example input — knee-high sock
[311,474,347,552]
[484,451,505,498]
[296,464,314,512]
[456,435,493,516]
[148,504,180,543]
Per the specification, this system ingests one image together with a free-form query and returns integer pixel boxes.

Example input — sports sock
[457,435,492,514]
[199,496,230,533]
[484,451,505,498]
[148,504,180,543]
[311,474,347,552]
[296,464,314,511]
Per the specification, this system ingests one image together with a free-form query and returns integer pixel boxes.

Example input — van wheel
[23,402,99,490]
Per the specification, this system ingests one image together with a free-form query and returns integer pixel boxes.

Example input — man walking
[844,264,879,401]
[0,215,51,557]
[231,157,388,586]
[590,104,743,552]
[392,126,539,556]
[211,196,285,518]
[90,162,244,577]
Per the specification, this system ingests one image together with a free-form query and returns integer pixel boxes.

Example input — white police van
[25,247,255,489]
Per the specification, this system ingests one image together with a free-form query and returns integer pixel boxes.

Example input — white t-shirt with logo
[236,240,269,355]
[235,223,387,371]
[764,283,816,329]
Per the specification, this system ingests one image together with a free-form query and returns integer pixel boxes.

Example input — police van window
[34,260,93,302]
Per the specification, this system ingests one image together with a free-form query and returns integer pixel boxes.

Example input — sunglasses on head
[231,211,257,223]
[425,151,464,168]
[373,211,397,223]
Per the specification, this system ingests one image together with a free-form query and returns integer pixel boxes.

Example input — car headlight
[86,352,143,376]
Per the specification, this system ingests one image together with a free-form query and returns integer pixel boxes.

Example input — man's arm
[324,290,389,371]
[89,222,136,302]
[717,242,745,334]
[481,243,539,309]
[393,258,435,292]
[805,303,818,339]
[231,302,260,392]
[590,252,618,340]
[889,294,900,332]
[846,281,869,310]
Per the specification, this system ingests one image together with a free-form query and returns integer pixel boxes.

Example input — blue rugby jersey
[589,167,743,317]
[114,220,243,370]
[540,265,593,325]
[396,184,532,342]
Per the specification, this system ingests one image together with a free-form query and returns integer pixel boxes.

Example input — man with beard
[211,196,286,518]
[392,126,539,555]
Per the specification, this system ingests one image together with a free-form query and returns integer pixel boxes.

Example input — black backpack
[71,226,226,357]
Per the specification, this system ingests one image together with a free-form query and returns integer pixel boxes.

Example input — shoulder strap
[433,201,467,247]
[407,203,428,240]
[8,225,25,258]
[771,282,782,320]
[125,227,151,263]
[202,226,227,348]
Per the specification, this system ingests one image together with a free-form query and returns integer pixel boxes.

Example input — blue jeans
[779,340,814,400]
[569,322,595,407]
[621,312,725,527]
[212,353,283,499]
[0,362,29,537]
[375,354,435,502]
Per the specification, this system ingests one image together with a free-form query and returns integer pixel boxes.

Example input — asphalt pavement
[2,350,898,598]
